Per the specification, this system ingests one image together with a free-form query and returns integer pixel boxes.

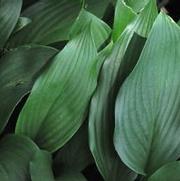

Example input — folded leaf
[148,161,180,181]
[112,0,136,41]
[69,9,111,49]
[13,17,32,33]
[15,23,102,152]
[0,134,38,181]
[89,0,157,180]
[54,122,93,174]
[0,0,22,48]
[114,12,180,176]
[0,45,57,134]
[125,0,150,12]
[30,150,54,181]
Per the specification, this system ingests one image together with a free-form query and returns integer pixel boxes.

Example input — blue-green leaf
[114,12,180,176]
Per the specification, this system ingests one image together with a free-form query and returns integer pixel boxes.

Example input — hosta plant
[0,0,180,180]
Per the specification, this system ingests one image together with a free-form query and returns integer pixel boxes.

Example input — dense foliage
[0,0,180,180]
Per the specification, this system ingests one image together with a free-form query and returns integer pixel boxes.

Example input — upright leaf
[148,161,180,181]
[0,0,22,48]
[89,0,157,180]
[114,12,180,176]
[15,23,102,152]
[69,10,111,49]
[112,0,136,41]
[0,134,38,181]
[30,150,54,181]
[0,46,57,133]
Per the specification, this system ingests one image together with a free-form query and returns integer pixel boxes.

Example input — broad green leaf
[56,172,87,181]
[15,23,102,152]
[69,9,111,48]
[89,1,157,180]
[8,0,82,47]
[0,0,22,48]
[13,17,32,33]
[0,46,57,134]
[148,161,180,181]
[54,122,93,174]
[8,0,110,48]
[112,0,136,41]
[0,134,38,181]
[30,150,54,181]
[114,12,180,176]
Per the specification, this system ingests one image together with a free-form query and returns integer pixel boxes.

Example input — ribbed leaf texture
[114,12,180,176]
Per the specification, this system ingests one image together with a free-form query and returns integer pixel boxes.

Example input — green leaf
[54,122,93,174]
[89,0,157,180]
[178,20,180,26]
[112,0,136,41]
[0,45,57,134]
[56,172,87,181]
[8,0,82,47]
[69,9,111,49]
[13,17,32,33]
[0,134,38,181]
[15,23,102,152]
[0,0,22,48]
[148,161,180,181]
[85,0,110,18]
[8,0,110,48]
[30,150,54,181]
[114,12,180,176]
[125,0,150,12]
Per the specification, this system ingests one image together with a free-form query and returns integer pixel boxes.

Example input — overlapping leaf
[125,0,150,12]
[8,0,82,47]
[8,0,110,48]
[114,12,180,176]
[89,0,157,180]
[15,18,110,152]
[30,150,54,181]
[54,122,93,174]
[0,0,22,48]
[148,161,180,181]
[112,0,136,41]
[0,46,57,134]
[69,9,111,49]
[13,17,32,33]
[0,134,38,181]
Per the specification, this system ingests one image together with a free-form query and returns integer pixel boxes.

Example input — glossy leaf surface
[89,0,157,180]
[114,13,180,175]
[0,45,57,133]
[16,23,104,152]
